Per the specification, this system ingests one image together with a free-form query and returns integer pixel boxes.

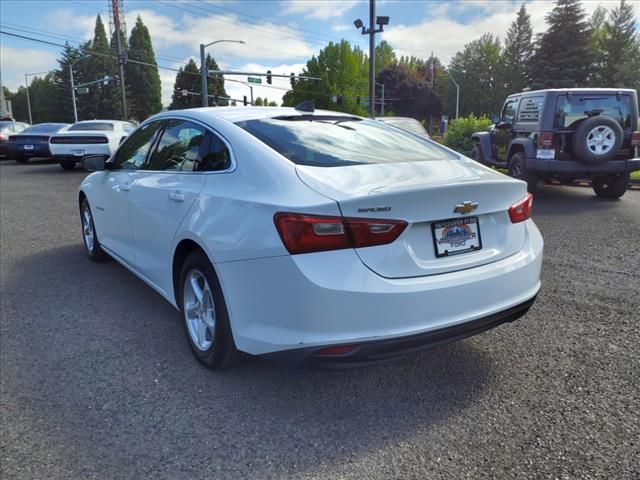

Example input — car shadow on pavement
[531,183,629,216]
[11,160,89,175]
[4,242,498,477]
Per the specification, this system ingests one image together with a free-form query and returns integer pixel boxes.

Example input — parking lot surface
[1,159,639,479]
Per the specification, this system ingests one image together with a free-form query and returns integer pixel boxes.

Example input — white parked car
[78,106,543,370]
[50,120,135,170]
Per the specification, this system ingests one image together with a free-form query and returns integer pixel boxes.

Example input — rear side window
[236,117,456,167]
[22,124,68,133]
[147,120,206,171]
[517,96,544,122]
[554,94,632,128]
[69,122,114,131]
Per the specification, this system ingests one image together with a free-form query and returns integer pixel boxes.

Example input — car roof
[509,88,637,98]
[150,106,360,125]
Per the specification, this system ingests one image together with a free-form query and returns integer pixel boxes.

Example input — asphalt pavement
[1,159,639,479]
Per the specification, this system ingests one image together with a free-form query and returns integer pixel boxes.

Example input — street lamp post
[200,39,245,107]
[354,0,389,118]
[445,69,460,119]
[24,71,47,124]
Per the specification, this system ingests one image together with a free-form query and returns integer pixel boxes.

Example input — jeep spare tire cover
[572,115,623,165]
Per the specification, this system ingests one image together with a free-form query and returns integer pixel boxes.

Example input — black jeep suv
[471,88,640,198]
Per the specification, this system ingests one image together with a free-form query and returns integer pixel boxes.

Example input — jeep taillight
[631,131,640,146]
[537,132,554,148]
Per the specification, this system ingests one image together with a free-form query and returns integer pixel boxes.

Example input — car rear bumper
[262,295,537,369]
[526,158,640,175]
[215,219,543,364]
[50,144,112,159]
[15,144,51,158]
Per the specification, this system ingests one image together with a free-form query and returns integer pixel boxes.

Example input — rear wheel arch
[506,143,525,162]
[172,239,220,306]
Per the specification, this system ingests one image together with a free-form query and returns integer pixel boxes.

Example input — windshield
[554,94,632,128]
[68,122,114,131]
[384,119,428,137]
[236,116,455,167]
[21,124,68,134]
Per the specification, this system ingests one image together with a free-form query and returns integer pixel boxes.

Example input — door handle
[169,191,185,202]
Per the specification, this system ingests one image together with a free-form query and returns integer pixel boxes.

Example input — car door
[129,119,213,294]
[92,121,163,266]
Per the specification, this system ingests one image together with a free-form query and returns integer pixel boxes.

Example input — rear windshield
[236,116,455,167]
[68,122,114,131]
[554,94,633,128]
[22,124,67,133]
[383,119,428,136]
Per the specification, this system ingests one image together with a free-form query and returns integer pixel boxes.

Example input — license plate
[431,216,482,258]
[536,149,555,159]
[23,144,34,150]
[72,149,86,156]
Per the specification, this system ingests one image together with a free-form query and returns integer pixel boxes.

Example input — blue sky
[0,0,633,107]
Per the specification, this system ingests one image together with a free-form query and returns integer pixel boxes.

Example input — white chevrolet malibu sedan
[78,105,543,369]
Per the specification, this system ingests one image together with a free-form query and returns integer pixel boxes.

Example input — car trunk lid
[296,159,528,278]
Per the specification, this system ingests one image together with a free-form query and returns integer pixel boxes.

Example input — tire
[179,250,243,370]
[572,116,623,165]
[470,146,480,162]
[80,199,108,261]
[508,151,538,192]
[60,160,76,170]
[592,174,629,199]
[15,155,28,164]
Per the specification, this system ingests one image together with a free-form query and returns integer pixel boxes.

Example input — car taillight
[0,134,8,142]
[508,193,534,223]
[8,135,17,142]
[41,136,50,142]
[537,132,554,148]
[631,131,640,146]
[274,212,407,254]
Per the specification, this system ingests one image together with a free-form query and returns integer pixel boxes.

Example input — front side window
[236,116,456,167]
[147,120,206,171]
[554,94,632,128]
[501,99,518,124]
[69,122,114,131]
[113,121,162,170]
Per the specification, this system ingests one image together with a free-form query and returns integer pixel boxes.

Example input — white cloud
[0,46,58,91]
[332,24,353,32]
[383,0,629,64]
[281,0,361,20]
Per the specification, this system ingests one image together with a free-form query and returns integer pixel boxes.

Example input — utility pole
[69,64,78,123]
[354,1,389,118]
[25,74,33,124]
[446,69,460,119]
[112,0,128,120]
[380,82,385,116]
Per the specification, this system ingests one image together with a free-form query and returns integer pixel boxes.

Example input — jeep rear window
[554,94,632,129]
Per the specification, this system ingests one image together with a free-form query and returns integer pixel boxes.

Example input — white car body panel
[79,107,543,361]
[50,120,131,158]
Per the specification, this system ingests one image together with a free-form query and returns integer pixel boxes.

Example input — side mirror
[491,114,500,124]
[82,155,109,171]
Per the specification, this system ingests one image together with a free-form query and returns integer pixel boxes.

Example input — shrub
[443,114,492,154]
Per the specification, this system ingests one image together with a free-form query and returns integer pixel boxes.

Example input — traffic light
[243,96,248,106]
[290,73,295,88]
[356,96,361,105]
[337,96,344,106]
[266,70,272,85]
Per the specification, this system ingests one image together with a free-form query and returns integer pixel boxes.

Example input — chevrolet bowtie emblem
[454,201,479,214]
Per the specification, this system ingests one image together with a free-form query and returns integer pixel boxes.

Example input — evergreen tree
[588,5,608,86]
[53,42,84,122]
[502,4,534,92]
[599,0,640,88]
[83,15,119,119]
[254,97,264,106]
[205,54,228,106]
[530,0,591,88]
[169,59,200,110]
[127,16,162,120]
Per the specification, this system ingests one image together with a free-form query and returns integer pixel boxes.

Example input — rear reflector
[508,193,534,223]
[631,131,640,146]
[274,212,407,254]
[316,345,356,356]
